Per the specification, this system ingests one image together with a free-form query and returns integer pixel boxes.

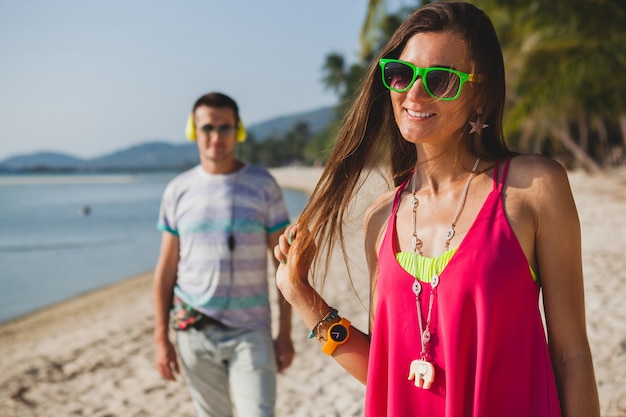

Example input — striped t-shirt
[157,164,290,330]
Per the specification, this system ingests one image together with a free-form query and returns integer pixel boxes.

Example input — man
[153,92,294,417]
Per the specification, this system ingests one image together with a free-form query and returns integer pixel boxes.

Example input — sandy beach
[1,166,624,417]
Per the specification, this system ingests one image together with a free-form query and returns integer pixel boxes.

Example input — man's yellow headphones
[185,114,247,143]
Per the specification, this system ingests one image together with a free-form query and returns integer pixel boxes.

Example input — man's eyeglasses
[379,58,485,100]
[199,124,236,137]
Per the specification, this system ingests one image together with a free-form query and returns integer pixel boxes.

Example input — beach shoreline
[1,166,624,416]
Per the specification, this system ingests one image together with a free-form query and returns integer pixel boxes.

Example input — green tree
[472,0,626,170]
[304,120,342,165]
[235,132,258,163]
[285,121,313,164]
[238,121,316,167]
[322,53,348,96]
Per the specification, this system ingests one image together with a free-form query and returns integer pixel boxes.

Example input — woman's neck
[412,149,478,194]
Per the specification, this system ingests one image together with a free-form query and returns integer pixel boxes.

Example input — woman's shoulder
[509,153,566,174]
[363,187,397,253]
[507,153,569,186]
[364,188,396,226]
[506,153,573,209]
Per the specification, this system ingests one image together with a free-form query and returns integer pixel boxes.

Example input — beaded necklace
[407,158,480,389]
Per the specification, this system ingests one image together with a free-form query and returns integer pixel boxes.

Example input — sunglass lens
[199,125,235,136]
[426,70,461,98]
[384,62,414,91]
[219,126,235,136]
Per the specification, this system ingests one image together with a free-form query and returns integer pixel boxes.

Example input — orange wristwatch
[322,318,351,355]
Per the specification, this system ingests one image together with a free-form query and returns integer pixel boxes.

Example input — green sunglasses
[379,58,485,100]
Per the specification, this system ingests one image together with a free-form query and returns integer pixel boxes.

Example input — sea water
[0,172,309,323]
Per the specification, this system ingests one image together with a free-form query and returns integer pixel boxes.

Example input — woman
[274,2,600,416]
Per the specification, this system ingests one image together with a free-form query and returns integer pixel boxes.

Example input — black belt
[191,314,227,330]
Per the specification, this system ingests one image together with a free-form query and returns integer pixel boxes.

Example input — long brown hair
[294,2,512,288]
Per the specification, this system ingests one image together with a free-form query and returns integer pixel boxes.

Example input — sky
[0,0,377,161]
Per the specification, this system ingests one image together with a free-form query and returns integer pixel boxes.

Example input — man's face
[193,105,237,166]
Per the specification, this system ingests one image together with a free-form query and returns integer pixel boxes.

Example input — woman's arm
[274,224,371,384]
[522,156,600,417]
[273,190,394,384]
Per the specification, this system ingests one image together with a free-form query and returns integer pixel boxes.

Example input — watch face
[329,324,348,342]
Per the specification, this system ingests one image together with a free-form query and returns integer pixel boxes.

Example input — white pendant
[446,228,455,240]
[408,359,435,389]
[431,274,440,288]
[412,280,422,295]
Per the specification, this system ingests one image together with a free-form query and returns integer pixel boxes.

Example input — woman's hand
[273,224,297,266]
[273,224,316,307]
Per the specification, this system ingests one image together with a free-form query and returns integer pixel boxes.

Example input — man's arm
[153,231,180,381]
[268,228,295,372]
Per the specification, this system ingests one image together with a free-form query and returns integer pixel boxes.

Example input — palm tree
[322,0,409,107]
[474,0,626,171]
[322,53,348,96]
[360,0,414,59]
[360,0,387,59]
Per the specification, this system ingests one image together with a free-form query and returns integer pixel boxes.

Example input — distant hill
[249,106,336,139]
[87,142,198,171]
[0,152,85,171]
[0,105,336,172]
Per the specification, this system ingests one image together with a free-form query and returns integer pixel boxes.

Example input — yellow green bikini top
[396,249,538,283]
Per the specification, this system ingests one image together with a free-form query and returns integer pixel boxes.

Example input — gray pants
[176,324,277,417]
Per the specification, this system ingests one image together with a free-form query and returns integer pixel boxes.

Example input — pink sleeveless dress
[365,160,562,416]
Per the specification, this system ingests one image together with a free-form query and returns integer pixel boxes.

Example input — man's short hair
[192,92,240,124]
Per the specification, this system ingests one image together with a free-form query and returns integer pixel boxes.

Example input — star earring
[469,108,489,136]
